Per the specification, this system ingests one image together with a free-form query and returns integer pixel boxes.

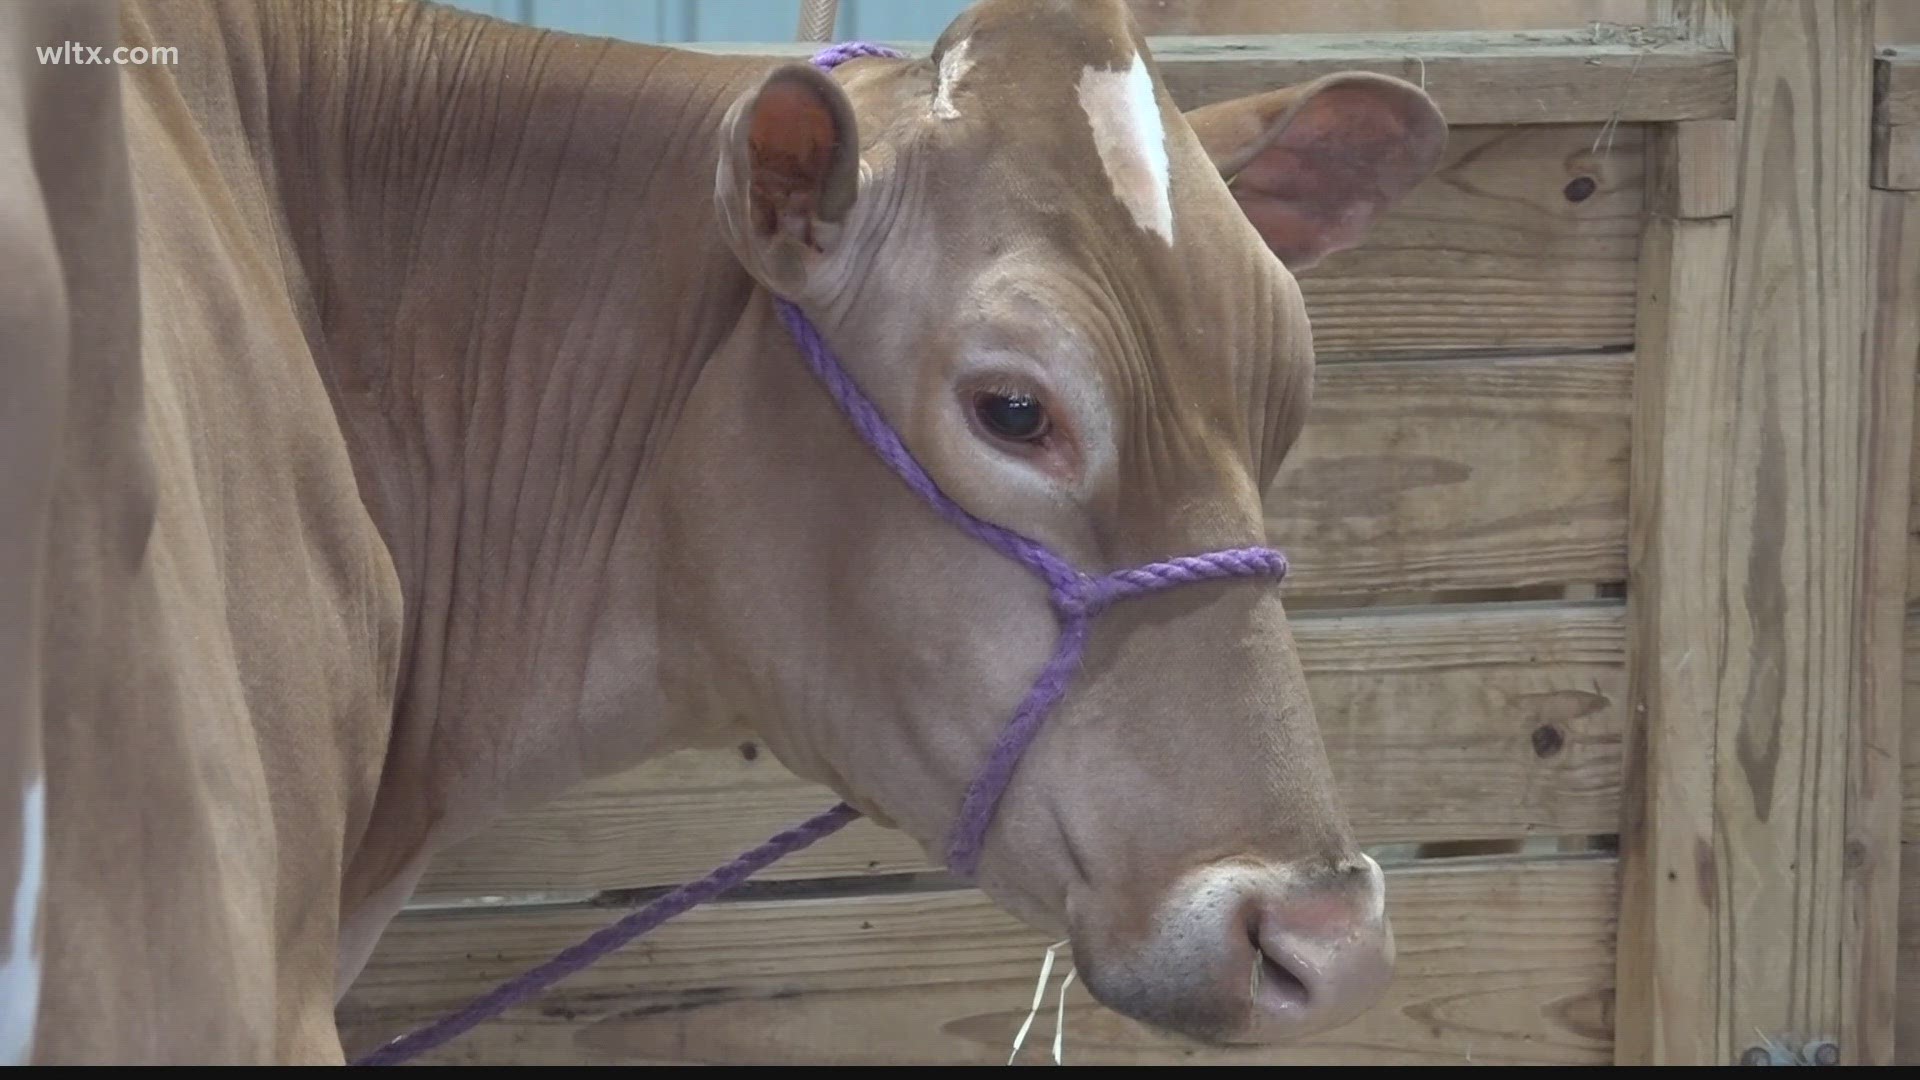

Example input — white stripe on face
[1076,53,1174,245]
[931,38,974,120]
[0,778,44,1064]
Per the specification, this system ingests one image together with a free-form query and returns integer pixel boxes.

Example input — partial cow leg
[0,1,72,1062]
[5,1,289,1062]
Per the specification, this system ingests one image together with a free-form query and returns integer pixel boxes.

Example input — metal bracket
[1740,1038,1840,1066]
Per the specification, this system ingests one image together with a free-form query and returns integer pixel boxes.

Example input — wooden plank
[1655,1,1734,50]
[1899,838,1920,1064]
[1648,119,1737,217]
[1873,122,1920,189]
[1850,189,1920,1065]
[1615,212,1732,1068]
[1124,0,1653,36]
[1907,607,1920,843]
[688,30,1737,126]
[1899,203,1920,1064]
[1878,45,1920,127]
[417,750,926,903]
[417,602,1625,901]
[1617,0,1879,1065]
[1876,51,1920,188]
[1873,49,1920,189]
[1300,124,1646,359]
[1272,353,1629,596]
[344,857,1619,1065]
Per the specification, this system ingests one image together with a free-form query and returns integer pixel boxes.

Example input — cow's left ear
[715,62,863,294]
[1183,72,1445,271]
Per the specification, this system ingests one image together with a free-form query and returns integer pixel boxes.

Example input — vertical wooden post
[1859,188,1920,1065]
[1655,0,1735,49]
[1617,193,1734,1071]
[1619,0,1891,1065]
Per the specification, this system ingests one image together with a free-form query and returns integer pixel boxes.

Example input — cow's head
[665,0,1444,1045]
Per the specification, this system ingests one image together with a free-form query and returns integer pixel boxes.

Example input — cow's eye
[972,391,1050,443]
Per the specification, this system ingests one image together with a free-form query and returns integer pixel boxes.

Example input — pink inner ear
[1233,193,1371,270]
[747,80,840,237]
[1227,82,1440,270]
[1229,138,1384,270]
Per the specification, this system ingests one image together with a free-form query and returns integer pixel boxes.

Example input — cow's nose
[1241,855,1393,1038]
[1072,854,1393,1044]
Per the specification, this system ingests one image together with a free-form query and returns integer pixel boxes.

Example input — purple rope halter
[351,42,1286,1066]
[772,291,1287,872]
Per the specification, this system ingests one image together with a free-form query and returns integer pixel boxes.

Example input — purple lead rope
[351,42,1286,1066]
[350,804,860,1067]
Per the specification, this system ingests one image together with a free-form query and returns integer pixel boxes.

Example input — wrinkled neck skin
[253,3,902,980]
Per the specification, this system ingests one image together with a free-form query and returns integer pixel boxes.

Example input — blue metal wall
[442,0,971,44]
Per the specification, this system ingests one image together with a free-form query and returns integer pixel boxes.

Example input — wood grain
[1301,124,1646,358]
[695,31,1736,127]
[1896,208,1920,1064]
[1614,212,1732,1067]
[1907,608,1920,845]
[417,601,1626,901]
[1271,353,1629,596]
[1124,0,1655,36]
[1849,188,1920,1065]
[345,856,1620,1065]
[1147,33,1729,127]
[1878,45,1920,127]
[1618,0,1880,1065]
[1127,1,1920,50]
[1875,50,1920,189]
[1875,125,1920,190]
[1647,119,1737,217]
[1900,839,1920,1064]
[1654,1,1733,49]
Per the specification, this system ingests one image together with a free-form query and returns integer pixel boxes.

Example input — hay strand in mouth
[1010,939,1072,1065]
[1052,967,1077,1065]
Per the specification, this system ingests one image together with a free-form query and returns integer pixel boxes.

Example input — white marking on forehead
[1,779,45,1065]
[931,38,974,120]
[1076,53,1173,245]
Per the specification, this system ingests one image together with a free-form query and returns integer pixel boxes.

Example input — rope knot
[1050,574,1108,620]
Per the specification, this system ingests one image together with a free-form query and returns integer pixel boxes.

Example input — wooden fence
[336,0,1916,1065]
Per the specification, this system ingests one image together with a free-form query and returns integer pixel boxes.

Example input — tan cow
[0,0,1447,1063]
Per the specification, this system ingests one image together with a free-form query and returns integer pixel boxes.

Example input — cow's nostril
[1238,856,1394,1035]
[1249,913,1318,1013]
[1253,944,1310,1012]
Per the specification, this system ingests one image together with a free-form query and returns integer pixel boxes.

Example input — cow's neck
[261,3,782,928]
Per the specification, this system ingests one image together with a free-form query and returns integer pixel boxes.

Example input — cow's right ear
[715,63,862,295]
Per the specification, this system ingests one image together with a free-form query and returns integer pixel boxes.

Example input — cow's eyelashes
[971,389,1051,445]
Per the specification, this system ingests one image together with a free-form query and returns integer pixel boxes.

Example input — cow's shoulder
[7,0,403,1061]
[119,0,406,974]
